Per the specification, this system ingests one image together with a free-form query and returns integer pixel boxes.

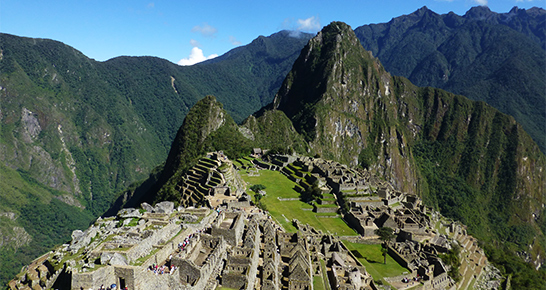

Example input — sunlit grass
[241,169,357,235]
[343,241,409,280]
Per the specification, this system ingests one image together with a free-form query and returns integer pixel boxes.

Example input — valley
[1,6,545,289]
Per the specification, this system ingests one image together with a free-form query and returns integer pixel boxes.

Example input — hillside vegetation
[0,31,311,286]
[271,22,545,288]
[0,5,544,288]
[354,6,546,152]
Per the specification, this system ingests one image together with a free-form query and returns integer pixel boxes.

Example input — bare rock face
[141,202,154,213]
[118,208,142,219]
[21,108,42,143]
[154,201,175,214]
[0,226,32,249]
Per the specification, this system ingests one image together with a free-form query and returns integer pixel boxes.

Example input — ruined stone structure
[9,153,496,290]
[175,234,227,289]
[211,211,245,246]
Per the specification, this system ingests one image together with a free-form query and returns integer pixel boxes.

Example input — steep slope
[134,95,309,207]
[0,31,310,287]
[354,6,546,152]
[272,21,545,286]
[273,22,421,194]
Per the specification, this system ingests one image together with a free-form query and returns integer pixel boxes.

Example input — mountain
[1,5,545,287]
[269,21,545,287]
[354,6,546,152]
[0,31,311,286]
[126,21,545,288]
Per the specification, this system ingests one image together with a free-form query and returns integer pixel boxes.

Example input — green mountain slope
[354,6,546,152]
[272,21,545,287]
[1,6,544,286]
[0,31,311,287]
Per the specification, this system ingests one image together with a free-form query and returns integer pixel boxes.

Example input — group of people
[177,228,205,253]
[148,263,176,275]
[80,285,128,290]
[401,275,421,283]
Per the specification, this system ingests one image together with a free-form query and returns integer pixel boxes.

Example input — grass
[313,274,327,290]
[241,170,357,236]
[236,157,253,167]
[343,241,409,280]
[132,247,160,266]
[319,258,330,290]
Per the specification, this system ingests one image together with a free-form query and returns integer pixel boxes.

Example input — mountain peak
[160,95,226,179]
[271,21,397,167]
[273,21,378,125]
[464,5,495,20]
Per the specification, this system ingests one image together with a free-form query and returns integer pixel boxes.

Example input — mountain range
[0,5,544,288]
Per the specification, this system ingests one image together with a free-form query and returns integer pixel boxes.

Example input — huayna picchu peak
[4,17,546,290]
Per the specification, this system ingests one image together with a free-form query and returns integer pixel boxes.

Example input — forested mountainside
[1,5,544,288]
[0,30,311,286]
[354,5,546,152]
[137,22,545,288]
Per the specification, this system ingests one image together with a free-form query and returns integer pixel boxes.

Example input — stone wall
[211,212,245,246]
[135,268,181,290]
[314,206,338,213]
[71,264,115,290]
[175,235,227,290]
[126,221,182,263]
[387,246,411,272]
[344,212,365,236]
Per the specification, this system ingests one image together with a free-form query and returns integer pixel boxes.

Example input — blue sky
[1,0,543,65]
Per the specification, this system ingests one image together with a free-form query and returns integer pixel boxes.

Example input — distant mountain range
[0,5,544,287]
[355,5,546,152]
[128,21,546,288]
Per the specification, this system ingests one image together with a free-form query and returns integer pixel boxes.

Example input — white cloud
[178,47,218,66]
[281,16,321,37]
[147,2,155,8]
[229,36,242,46]
[190,39,201,47]
[472,0,488,5]
[296,16,321,32]
[191,23,218,37]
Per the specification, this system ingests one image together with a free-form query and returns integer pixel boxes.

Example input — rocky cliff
[272,22,546,267]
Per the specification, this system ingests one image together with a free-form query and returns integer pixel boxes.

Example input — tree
[375,227,395,264]
[250,184,266,193]
[301,180,321,202]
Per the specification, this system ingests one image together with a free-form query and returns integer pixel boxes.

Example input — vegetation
[344,241,408,280]
[1,7,545,287]
[249,184,266,193]
[300,181,321,203]
[375,227,395,264]
[354,6,546,152]
[439,244,461,283]
[241,170,357,236]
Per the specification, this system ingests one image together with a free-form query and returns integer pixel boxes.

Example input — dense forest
[1,6,544,288]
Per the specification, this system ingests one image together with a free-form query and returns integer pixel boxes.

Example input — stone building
[221,218,261,290]
[211,211,245,246]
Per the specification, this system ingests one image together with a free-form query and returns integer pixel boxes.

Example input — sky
[1,0,544,66]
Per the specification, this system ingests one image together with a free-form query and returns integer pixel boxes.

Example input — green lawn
[343,241,409,280]
[313,275,327,290]
[241,170,357,236]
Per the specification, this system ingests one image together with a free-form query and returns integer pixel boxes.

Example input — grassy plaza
[241,169,357,236]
